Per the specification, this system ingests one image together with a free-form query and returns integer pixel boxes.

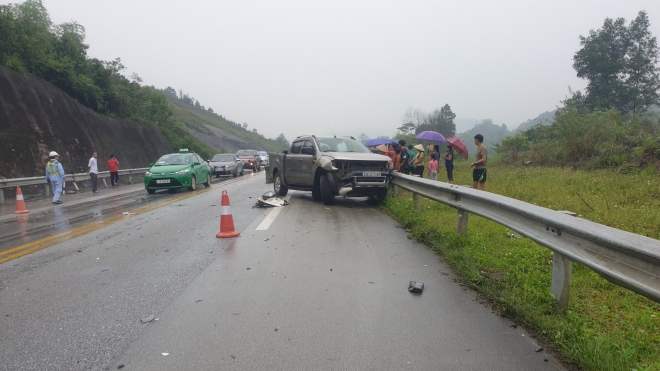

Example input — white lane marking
[255,196,290,230]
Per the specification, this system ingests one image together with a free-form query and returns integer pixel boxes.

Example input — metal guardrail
[0,168,149,204]
[390,171,660,310]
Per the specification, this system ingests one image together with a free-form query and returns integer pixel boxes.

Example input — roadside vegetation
[385,164,660,370]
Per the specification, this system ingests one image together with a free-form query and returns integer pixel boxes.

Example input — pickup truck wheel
[312,179,322,201]
[274,171,288,196]
[320,174,335,205]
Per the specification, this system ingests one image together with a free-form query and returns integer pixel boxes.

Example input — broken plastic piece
[141,314,155,323]
[408,281,424,293]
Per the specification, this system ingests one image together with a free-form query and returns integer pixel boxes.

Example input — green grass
[386,164,660,371]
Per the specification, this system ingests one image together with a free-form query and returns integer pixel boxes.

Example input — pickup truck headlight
[175,169,190,175]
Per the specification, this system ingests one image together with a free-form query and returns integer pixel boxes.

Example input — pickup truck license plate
[156,179,170,184]
[363,172,380,177]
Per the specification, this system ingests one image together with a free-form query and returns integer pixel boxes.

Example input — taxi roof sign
[179,148,190,153]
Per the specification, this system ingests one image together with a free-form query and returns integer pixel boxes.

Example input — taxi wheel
[188,176,196,191]
[204,173,211,187]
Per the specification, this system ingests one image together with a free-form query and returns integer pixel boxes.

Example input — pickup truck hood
[322,152,390,162]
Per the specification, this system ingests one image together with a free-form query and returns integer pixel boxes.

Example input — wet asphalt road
[0,173,565,371]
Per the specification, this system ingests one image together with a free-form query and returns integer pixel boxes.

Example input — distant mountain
[457,120,512,153]
[454,118,482,135]
[514,110,556,133]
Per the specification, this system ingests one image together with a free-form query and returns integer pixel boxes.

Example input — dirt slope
[0,66,173,178]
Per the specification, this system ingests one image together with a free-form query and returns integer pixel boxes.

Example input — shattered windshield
[315,138,370,153]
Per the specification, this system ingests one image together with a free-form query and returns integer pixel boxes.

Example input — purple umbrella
[415,131,446,142]
[364,138,398,147]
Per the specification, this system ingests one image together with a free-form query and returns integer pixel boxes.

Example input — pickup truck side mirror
[282,150,289,155]
[301,147,315,155]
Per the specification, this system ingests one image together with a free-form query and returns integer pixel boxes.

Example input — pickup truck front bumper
[336,171,390,197]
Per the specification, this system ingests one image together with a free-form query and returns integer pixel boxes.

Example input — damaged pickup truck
[265,135,392,205]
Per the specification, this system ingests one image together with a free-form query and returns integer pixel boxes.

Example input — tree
[358,133,370,142]
[163,86,177,99]
[571,11,660,114]
[275,133,290,149]
[401,107,426,132]
[207,107,214,113]
[397,122,415,135]
[420,104,456,137]
[242,123,248,129]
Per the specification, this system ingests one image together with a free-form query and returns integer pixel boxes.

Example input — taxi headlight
[145,171,152,176]
[175,169,190,175]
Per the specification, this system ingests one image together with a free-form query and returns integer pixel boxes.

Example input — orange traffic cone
[216,190,240,238]
[14,186,29,214]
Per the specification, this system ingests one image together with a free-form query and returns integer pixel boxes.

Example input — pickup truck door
[286,140,304,184]
[298,140,316,185]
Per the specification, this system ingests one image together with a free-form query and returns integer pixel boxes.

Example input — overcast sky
[7,0,660,141]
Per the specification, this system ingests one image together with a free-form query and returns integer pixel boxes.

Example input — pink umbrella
[446,137,469,160]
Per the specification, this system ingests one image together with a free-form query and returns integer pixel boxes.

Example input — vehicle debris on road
[141,314,155,323]
[408,281,424,293]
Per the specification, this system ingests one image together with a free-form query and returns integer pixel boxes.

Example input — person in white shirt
[88,152,99,193]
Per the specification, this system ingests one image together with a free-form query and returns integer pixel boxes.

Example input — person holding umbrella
[413,144,425,176]
[442,145,454,184]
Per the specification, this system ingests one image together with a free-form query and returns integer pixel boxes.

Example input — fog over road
[0,174,564,370]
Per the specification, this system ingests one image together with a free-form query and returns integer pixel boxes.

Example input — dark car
[209,154,244,177]
[236,150,261,171]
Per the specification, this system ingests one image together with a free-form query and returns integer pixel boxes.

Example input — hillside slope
[0,66,173,178]
[168,98,285,154]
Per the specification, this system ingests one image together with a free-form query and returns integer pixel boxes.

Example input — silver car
[209,154,244,177]
[258,151,269,167]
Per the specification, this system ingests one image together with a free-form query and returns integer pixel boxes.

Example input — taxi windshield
[212,154,235,162]
[315,138,370,153]
[155,154,191,166]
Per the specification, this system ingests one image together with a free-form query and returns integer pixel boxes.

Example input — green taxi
[144,149,212,194]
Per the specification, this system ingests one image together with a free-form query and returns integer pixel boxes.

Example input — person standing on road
[442,145,454,184]
[107,154,120,187]
[470,134,488,191]
[393,147,402,171]
[413,144,425,177]
[428,154,438,181]
[88,151,99,193]
[45,151,66,204]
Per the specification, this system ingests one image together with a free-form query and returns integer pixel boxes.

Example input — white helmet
[49,151,59,157]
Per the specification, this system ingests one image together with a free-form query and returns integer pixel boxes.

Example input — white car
[258,151,269,167]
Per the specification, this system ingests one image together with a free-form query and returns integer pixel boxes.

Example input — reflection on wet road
[0,173,251,262]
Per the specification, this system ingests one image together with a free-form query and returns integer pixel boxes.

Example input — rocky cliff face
[0,66,173,178]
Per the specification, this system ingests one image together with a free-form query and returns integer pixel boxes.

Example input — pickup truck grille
[354,176,387,183]
[336,160,387,172]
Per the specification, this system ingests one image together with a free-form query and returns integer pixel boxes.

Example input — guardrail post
[393,185,399,197]
[456,209,469,235]
[44,183,51,197]
[103,178,108,188]
[413,192,421,211]
[0,189,4,205]
[551,252,572,312]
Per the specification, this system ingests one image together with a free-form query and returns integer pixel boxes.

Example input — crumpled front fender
[318,156,337,172]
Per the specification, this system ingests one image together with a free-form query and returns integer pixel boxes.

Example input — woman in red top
[107,154,120,187]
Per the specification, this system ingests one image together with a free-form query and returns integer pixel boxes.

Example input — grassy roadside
[385,164,660,371]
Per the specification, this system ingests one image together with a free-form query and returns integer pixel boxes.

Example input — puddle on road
[0,176,237,256]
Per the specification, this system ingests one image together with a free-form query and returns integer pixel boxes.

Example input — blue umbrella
[415,131,446,142]
[364,138,398,147]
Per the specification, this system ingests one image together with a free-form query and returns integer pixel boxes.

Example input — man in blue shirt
[45,151,66,204]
